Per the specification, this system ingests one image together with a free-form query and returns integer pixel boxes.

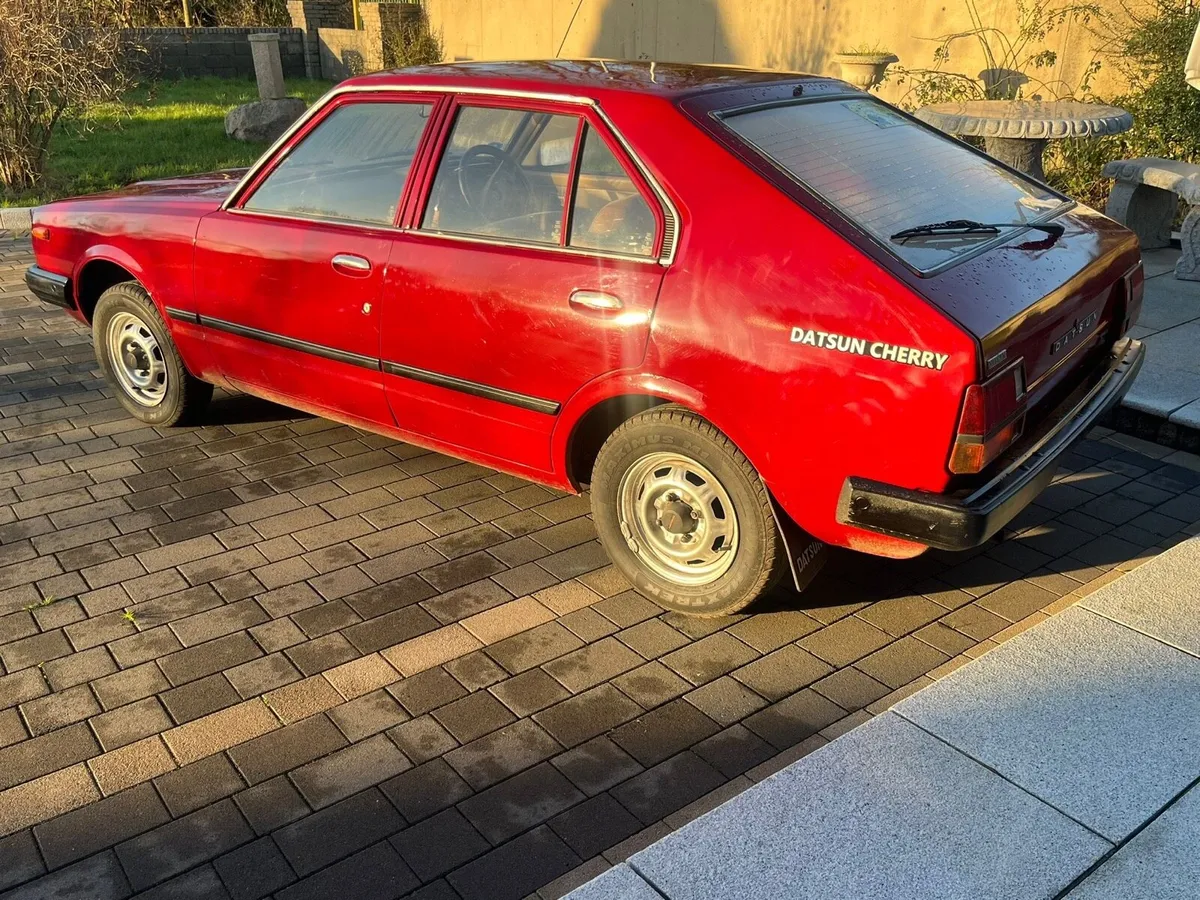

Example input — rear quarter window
[719,97,1067,274]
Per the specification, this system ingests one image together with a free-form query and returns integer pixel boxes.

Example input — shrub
[0,0,132,192]
[384,5,443,69]
[109,0,289,27]
[1045,0,1200,208]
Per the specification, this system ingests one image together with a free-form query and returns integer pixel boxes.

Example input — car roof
[339,59,822,101]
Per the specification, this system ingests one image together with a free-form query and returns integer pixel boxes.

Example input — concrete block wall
[124,27,307,80]
[317,27,382,80]
[287,0,353,78]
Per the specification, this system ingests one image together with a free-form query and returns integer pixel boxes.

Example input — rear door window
[569,125,657,258]
[719,98,1067,273]
[244,100,432,226]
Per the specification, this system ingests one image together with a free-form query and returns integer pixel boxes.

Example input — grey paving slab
[1082,536,1200,658]
[1121,360,1200,417]
[1142,322,1200,375]
[564,863,664,900]
[1068,783,1200,900]
[896,606,1200,841]
[1136,275,1200,333]
[626,714,1109,900]
[1126,324,1156,340]
[1168,398,1200,428]
[1141,249,1181,279]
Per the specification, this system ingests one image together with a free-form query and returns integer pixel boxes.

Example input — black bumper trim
[25,266,71,310]
[837,337,1146,552]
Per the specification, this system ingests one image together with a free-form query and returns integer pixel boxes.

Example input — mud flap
[767,491,829,593]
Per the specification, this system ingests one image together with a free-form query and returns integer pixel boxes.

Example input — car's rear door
[379,96,672,474]
[192,93,442,426]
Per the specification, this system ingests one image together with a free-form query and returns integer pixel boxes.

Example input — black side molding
[163,307,562,416]
[25,266,71,310]
[202,315,380,371]
[382,360,561,416]
[164,306,200,325]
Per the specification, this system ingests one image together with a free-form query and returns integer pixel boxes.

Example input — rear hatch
[706,90,1142,402]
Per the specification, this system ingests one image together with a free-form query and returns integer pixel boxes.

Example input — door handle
[332,253,372,276]
[569,290,623,314]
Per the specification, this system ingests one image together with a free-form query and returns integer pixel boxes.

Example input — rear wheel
[93,282,212,426]
[591,407,787,617]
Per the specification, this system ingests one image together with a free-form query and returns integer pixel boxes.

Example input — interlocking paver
[274,788,403,877]
[88,735,176,795]
[233,773,310,837]
[116,798,252,891]
[0,233,1194,898]
[289,732,410,809]
[33,781,169,870]
[153,752,247,818]
[91,696,173,750]
[432,690,516,743]
[227,713,346,786]
[278,841,418,900]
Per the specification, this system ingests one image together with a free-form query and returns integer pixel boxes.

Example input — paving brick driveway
[2,232,1199,900]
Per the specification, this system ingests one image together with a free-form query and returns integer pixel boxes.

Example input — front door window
[244,100,433,226]
[422,106,580,245]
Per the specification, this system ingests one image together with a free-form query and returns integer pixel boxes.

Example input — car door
[380,97,670,473]
[192,94,441,426]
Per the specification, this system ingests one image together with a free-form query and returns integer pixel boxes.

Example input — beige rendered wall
[423,0,1135,105]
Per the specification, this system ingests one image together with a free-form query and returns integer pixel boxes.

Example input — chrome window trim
[413,227,664,266]
[223,207,661,266]
[222,82,680,266]
[225,206,403,232]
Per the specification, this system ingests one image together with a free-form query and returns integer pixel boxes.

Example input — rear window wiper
[891,219,1065,243]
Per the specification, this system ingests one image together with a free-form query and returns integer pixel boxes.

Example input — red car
[25,61,1145,617]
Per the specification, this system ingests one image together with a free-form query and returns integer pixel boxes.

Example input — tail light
[31,225,50,241]
[949,360,1027,475]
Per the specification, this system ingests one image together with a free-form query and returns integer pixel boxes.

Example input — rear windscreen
[719,97,1067,274]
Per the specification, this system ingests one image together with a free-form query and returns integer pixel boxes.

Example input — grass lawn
[1,77,334,207]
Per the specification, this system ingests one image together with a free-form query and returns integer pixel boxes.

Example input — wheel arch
[73,248,146,323]
[556,373,738,491]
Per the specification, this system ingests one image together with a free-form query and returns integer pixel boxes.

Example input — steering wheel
[456,144,534,220]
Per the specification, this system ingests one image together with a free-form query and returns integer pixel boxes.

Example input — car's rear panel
[919,206,1142,413]
[667,79,1143,553]
[684,82,1142,469]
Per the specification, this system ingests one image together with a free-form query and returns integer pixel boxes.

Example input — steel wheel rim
[106,311,167,407]
[617,451,739,586]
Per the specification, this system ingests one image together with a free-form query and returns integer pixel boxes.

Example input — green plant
[1045,0,1200,208]
[24,595,58,611]
[887,0,1104,107]
[122,608,139,626]
[838,43,894,56]
[383,5,444,69]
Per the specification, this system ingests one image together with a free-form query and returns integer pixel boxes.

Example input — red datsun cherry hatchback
[25,61,1146,617]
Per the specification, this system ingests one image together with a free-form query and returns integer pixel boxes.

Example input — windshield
[719,97,1067,274]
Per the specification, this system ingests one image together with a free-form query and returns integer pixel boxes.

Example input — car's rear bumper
[836,336,1145,552]
[25,266,71,310]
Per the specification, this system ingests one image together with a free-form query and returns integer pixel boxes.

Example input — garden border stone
[0,207,33,234]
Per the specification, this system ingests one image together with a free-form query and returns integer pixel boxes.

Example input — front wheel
[591,407,788,617]
[93,282,212,427]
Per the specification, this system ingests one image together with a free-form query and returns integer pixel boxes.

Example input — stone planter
[832,52,898,91]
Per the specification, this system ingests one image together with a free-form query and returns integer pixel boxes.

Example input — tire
[93,282,212,427]
[591,406,788,617]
